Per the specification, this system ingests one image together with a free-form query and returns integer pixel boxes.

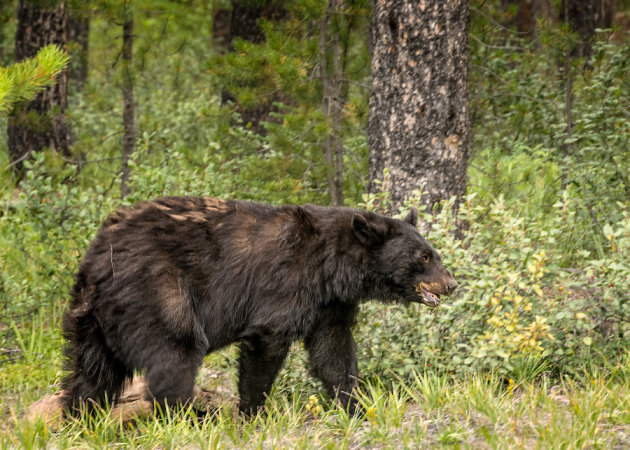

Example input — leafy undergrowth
[2,352,629,448]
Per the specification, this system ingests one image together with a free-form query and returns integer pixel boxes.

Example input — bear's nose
[446,278,458,294]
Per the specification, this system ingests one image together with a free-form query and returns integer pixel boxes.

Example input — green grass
[2,346,629,448]
[1,309,629,447]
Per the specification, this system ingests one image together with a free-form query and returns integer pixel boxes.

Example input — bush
[1,151,628,384]
[347,189,630,382]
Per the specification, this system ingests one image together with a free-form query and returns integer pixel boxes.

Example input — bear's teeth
[420,288,441,307]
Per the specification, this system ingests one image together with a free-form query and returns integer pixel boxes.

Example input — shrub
[349,189,630,382]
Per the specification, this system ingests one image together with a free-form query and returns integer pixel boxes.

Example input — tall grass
[3,353,629,448]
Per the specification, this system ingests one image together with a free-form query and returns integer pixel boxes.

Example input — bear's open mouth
[415,284,441,308]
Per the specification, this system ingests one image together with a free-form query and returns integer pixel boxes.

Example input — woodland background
[0,0,629,447]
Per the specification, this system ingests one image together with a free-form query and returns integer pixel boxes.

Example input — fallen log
[25,376,207,430]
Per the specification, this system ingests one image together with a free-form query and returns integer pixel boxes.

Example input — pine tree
[560,0,615,60]
[67,4,89,91]
[213,0,286,135]
[120,0,135,198]
[0,45,69,114]
[320,0,353,206]
[7,0,72,174]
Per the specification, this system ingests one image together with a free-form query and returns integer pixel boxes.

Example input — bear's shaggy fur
[61,197,457,414]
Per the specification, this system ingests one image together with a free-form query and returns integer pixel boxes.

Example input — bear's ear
[403,208,418,227]
[352,214,386,246]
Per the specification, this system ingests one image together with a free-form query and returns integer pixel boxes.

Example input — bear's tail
[60,273,132,415]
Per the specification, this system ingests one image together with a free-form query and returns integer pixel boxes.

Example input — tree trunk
[212,6,232,51]
[120,0,135,198]
[319,0,352,206]
[368,0,471,213]
[7,0,71,175]
[67,9,89,91]
[214,0,286,135]
[0,2,15,64]
[560,0,615,60]
[213,0,285,50]
[320,0,348,206]
[229,0,285,45]
[501,0,551,38]
[561,47,573,191]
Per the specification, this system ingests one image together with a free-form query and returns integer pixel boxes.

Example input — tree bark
[67,8,89,91]
[7,0,72,175]
[368,0,471,213]
[120,0,135,198]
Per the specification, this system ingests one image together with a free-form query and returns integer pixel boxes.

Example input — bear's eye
[420,254,430,263]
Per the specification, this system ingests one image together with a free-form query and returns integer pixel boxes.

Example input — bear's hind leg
[61,304,132,415]
[145,348,204,414]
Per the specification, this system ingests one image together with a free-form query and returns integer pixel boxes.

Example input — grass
[2,342,629,448]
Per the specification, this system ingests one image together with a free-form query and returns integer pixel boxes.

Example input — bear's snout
[445,275,458,294]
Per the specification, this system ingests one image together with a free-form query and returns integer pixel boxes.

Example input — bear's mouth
[415,284,441,308]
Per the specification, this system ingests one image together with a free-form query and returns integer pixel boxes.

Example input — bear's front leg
[305,303,360,415]
[237,332,290,415]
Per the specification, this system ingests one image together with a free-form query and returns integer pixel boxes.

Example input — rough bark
[560,0,615,60]
[121,1,135,198]
[368,0,471,212]
[67,8,89,91]
[7,0,72,174]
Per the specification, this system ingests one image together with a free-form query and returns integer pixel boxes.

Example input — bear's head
[351,208,457,307]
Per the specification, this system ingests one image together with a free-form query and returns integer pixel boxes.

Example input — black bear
[61,197,457,415]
